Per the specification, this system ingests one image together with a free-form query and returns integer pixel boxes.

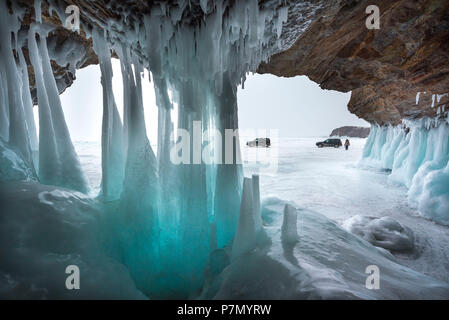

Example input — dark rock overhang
[8,0,449,125]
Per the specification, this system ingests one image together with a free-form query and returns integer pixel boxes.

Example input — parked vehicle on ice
[247,138,271,147]
[316,138,342,148]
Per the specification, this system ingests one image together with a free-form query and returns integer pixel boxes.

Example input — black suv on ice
[247,138,271,147]
[316,138,342,148]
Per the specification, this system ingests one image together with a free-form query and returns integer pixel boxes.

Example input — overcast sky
[35,60,368,142]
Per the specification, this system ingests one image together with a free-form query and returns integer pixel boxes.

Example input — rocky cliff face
[259,0,449,125]
[330,126,370,138]
[11,0,449,125]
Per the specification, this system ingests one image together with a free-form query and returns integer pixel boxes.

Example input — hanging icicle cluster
[98,0,287,298]
[0,1,36,178]
[2,0,289,298]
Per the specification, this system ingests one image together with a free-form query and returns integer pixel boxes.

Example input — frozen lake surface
[242,137,449,284]
[75,137,449,289]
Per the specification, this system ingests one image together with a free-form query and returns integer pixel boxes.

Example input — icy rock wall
[361,119,449,225]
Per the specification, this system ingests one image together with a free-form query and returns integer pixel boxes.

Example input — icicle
[282,204,299,244]
[34,0,42,23]
[114,45,160,295]
[0,58,9,141]
[0,4,35,175]
[116,44,132,156]
[154,76,178,233]
[18,49,38,152]
[200,0,208,14]
[92,29,125,201]
[232,177,257,260]
[28,26,60,186]
[88,0,291,297]
[28,24,88,193]
[214,72,243,248]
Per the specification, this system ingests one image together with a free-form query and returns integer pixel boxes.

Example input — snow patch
[342,215,414,252]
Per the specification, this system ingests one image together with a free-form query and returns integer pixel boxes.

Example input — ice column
[175,80,210,289]
[18,50,38,152]
[92,30,125,201]
[0,58,9,141]
[28,25,88,193]
[98,0,289,297]
[214,72,243,249]
[232,177,257,260]
[282,204,299,244]
[0,5,35,174]
[116,48,160,294]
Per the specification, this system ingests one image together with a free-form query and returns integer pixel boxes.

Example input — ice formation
[232,177,257,259]
[210,198,449,299]
[92,30,125,201]
[0,2,36,176]
[9,0,443,300]
[69,0,288,297]
[281,204,299,244]
[342,215,414,252]
[0,138,36,182]
[0,181,145,299]
[361,119,449,225]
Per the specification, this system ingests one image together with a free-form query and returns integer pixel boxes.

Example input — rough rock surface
[330,126,370,138]
[11,0,449,124]
[259,0,449,125]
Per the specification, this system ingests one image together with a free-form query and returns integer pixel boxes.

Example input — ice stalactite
[92,30,125,201]
[0,4,35,175]
[28,25,88,193]
[361,119,449,225]
[18,50,38,153]
[170,80,211,293]
[154,77,176,229]
[113,47,160,296]
[0,54,10,141]
[115,43,134,157]
[32,0,289,298]
[214,72,243,249]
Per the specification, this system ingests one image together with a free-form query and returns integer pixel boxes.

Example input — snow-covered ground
[241,137,449,284]
[74,137,449,293]
[2,137,449,299]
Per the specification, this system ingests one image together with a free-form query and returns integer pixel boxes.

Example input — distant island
[330,126,370,138]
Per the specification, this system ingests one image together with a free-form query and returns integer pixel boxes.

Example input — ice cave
[0,0,449,300]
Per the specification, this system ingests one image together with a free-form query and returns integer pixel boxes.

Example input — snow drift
[202,198,449,300]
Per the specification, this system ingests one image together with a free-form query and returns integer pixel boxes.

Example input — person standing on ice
[344,139,350,150]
